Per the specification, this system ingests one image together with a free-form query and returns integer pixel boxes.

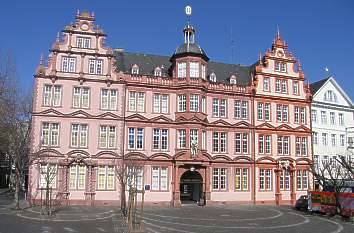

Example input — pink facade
[28,11,313,206]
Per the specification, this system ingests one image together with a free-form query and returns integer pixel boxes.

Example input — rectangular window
[41,122,59,146]
[178,94,187,112]
[235,133,249,154]
[258,103,264,120]
[190,94,199,112]
[71,124,88,148]
[202,131,206,150]
[321,111,327,124]
[201,64,206,79]
[263,78,270,92]
[153,93,169,113]
[235,168,249,191]
[153,129,169,151]
[177,129,186,148]
[275,79,281,92]
[88,59,103,75]
[338,113,344,125]
[281,80,287,93]
[77,37,91,48]
[234,100,241,118]
[277,136,290,155]
[294,106,299,123]
[259,135,271,154]
[127,127,144,150]
[220,99,227,117]
[313,132,318,145]
[128,92,145,112]
[43,85,62,107]
[201,97,206,113]
[322,133,328,146]
[276,104,288,122]
[213,168,227,190]
[213,98,227,117]
[260,169,272,190]
[241,101,248,119]
[177,62,187,78]
[340,134,345,146]
[213,132,227,153]
[152,94,162,113]
[258,103,271,121]
[293,81,299,95]
[99,125,116,148]
[331,134,336,147]
[73,87,90,109]
[330,112,335,125]
[39,164,57,188]
[295,137,307,156]
[312,110,317,123]
[97,165,115,190]
[62,56,76,73]
[151,167,168,191]
[69,165,86,189]
[127,166,143,190]
[296,170,309,190]
[190,62,199,78]
[280,170,290,190]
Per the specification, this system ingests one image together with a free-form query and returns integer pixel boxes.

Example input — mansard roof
[114,50,252,86]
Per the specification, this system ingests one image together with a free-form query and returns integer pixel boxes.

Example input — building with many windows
[310,77,354,185]
[28,10,313,206]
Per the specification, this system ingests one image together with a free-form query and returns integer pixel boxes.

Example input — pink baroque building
[29,10,313,206]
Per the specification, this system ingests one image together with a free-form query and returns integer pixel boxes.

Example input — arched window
[230,75,237,85]
[131,64,139,75]
[209,72,216,82]
[324,90,337,102]
[154,67,162,77]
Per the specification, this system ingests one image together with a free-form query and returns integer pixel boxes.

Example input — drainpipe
[251,90,256,204]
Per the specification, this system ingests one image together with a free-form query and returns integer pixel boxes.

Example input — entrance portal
[180,170,203,204]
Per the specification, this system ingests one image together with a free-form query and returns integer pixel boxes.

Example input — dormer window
[210,72,216,82]
[230,75,237,85]
[190,62,199,78]
[154,67,162,77]
[131,64,139,75]
[77,37,91,49]
[177,62,187,78]
[324,90,337,102]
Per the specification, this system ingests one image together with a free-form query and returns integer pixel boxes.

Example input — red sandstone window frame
[96,165,116,191]
[42,84,63,108]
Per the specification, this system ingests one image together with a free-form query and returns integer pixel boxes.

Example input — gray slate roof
[310,77,330,95]
[114,51,252,86]
[173,43,208,60]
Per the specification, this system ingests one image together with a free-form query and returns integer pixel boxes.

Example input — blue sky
[1,0,353,99]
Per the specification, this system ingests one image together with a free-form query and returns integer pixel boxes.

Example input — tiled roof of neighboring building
[310,77,330,95]
[114,51,252,86]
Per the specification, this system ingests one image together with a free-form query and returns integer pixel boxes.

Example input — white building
[311,77,354,181]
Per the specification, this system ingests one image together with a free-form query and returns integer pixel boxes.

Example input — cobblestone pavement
[1,191,354,233]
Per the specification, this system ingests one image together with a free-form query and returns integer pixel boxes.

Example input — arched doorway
[180,170,203,204]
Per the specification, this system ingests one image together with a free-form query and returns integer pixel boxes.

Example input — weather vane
[185,5,192,25]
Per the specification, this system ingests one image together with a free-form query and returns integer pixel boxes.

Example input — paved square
[1,192,354,233]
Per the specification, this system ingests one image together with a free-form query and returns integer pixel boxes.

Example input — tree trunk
[14,170,20,209]
[121,181,126,216]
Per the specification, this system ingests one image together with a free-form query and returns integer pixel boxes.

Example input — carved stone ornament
[190,139,198,158]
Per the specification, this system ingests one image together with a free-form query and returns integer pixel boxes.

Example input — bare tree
[0,51,32,209]
[38,163,57,215]
[310,159,352,214]
[335,155,354,177]
[115,157,144,216]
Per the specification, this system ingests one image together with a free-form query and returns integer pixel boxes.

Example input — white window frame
[177,62,187,78]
